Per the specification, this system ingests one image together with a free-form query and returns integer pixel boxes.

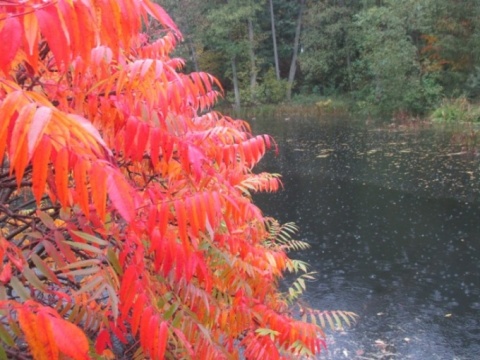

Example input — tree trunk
[269,0,281,80]
[346,45,353,92]
[287,0,305,101]
[231,56,241,109]
[248,18,257,100]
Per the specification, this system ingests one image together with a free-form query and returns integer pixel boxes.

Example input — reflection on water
[252,116,480,359]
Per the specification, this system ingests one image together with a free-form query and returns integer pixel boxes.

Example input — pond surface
[251,116,480,359]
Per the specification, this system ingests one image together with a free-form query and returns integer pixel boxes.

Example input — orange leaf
[72,0,96,61]
[194,193,207,233]
[0,94,15,160]
[32,136,52,203]
[28,106,53,158]
[10,102,36,186]
[18,307,58,360]
[131,294,147,336]
[23,12,39,57]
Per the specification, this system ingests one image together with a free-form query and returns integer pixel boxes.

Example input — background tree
[300,1,360,95]
[160,0,480,115]
[353,3,423,114]
[0,0,355,359]
[286,0,306,101]
[420,0,480,98]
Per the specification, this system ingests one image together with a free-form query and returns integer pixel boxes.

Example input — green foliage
[353,5,420,115]
[256,68,288,104]
[262,218,357,333]
[300,1,359,94]
[431,97,480,123]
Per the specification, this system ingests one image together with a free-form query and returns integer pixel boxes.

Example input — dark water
[251,116,480,359]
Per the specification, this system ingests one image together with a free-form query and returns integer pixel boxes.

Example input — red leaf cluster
[0,1,328,359]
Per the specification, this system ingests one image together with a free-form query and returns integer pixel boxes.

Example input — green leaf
[255,328,280,339]
[36,210,56,230]
[163,301,180,320]
[0,345,7,360]
[0,323,15,347]
[59,259,101,270]
[71,230,108,246]
[63,267,101,277]
[64,241,104,254]
[10,276,30,301]
[76,275,104,295]
[106,284,119,319]
[107,248,123,276]
[325,313,335,331]
[30,254,59,284]
[22,267,47,291]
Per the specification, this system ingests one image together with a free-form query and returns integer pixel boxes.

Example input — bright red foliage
[0,0,355,359]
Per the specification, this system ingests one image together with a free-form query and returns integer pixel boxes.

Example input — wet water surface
[252,116,480,359]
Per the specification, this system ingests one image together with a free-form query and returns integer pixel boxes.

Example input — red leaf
[95,329,112,355]
[133,122,149,161]
[147,315,159,358]
[0,17,21,73]
[124,116,138,158]
[36,4,70,70]
[174,200,188,246]
[0,263,12,284]
[107,170,136,222]
[49,315,90,360]
[131,294,147,336]
[156,321,168,360]
[141,0,180,36]
[140,306,154,351]
[54,147,70,207]
[119,266,137,313]
[90,165,107,221]
[187,197,200,239]
[158,201,169,238]
[187,145,205,181]
[149,127,161,166]
[73,158,90,217]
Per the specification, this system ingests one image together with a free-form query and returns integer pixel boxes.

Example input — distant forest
[159,0,480,115]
